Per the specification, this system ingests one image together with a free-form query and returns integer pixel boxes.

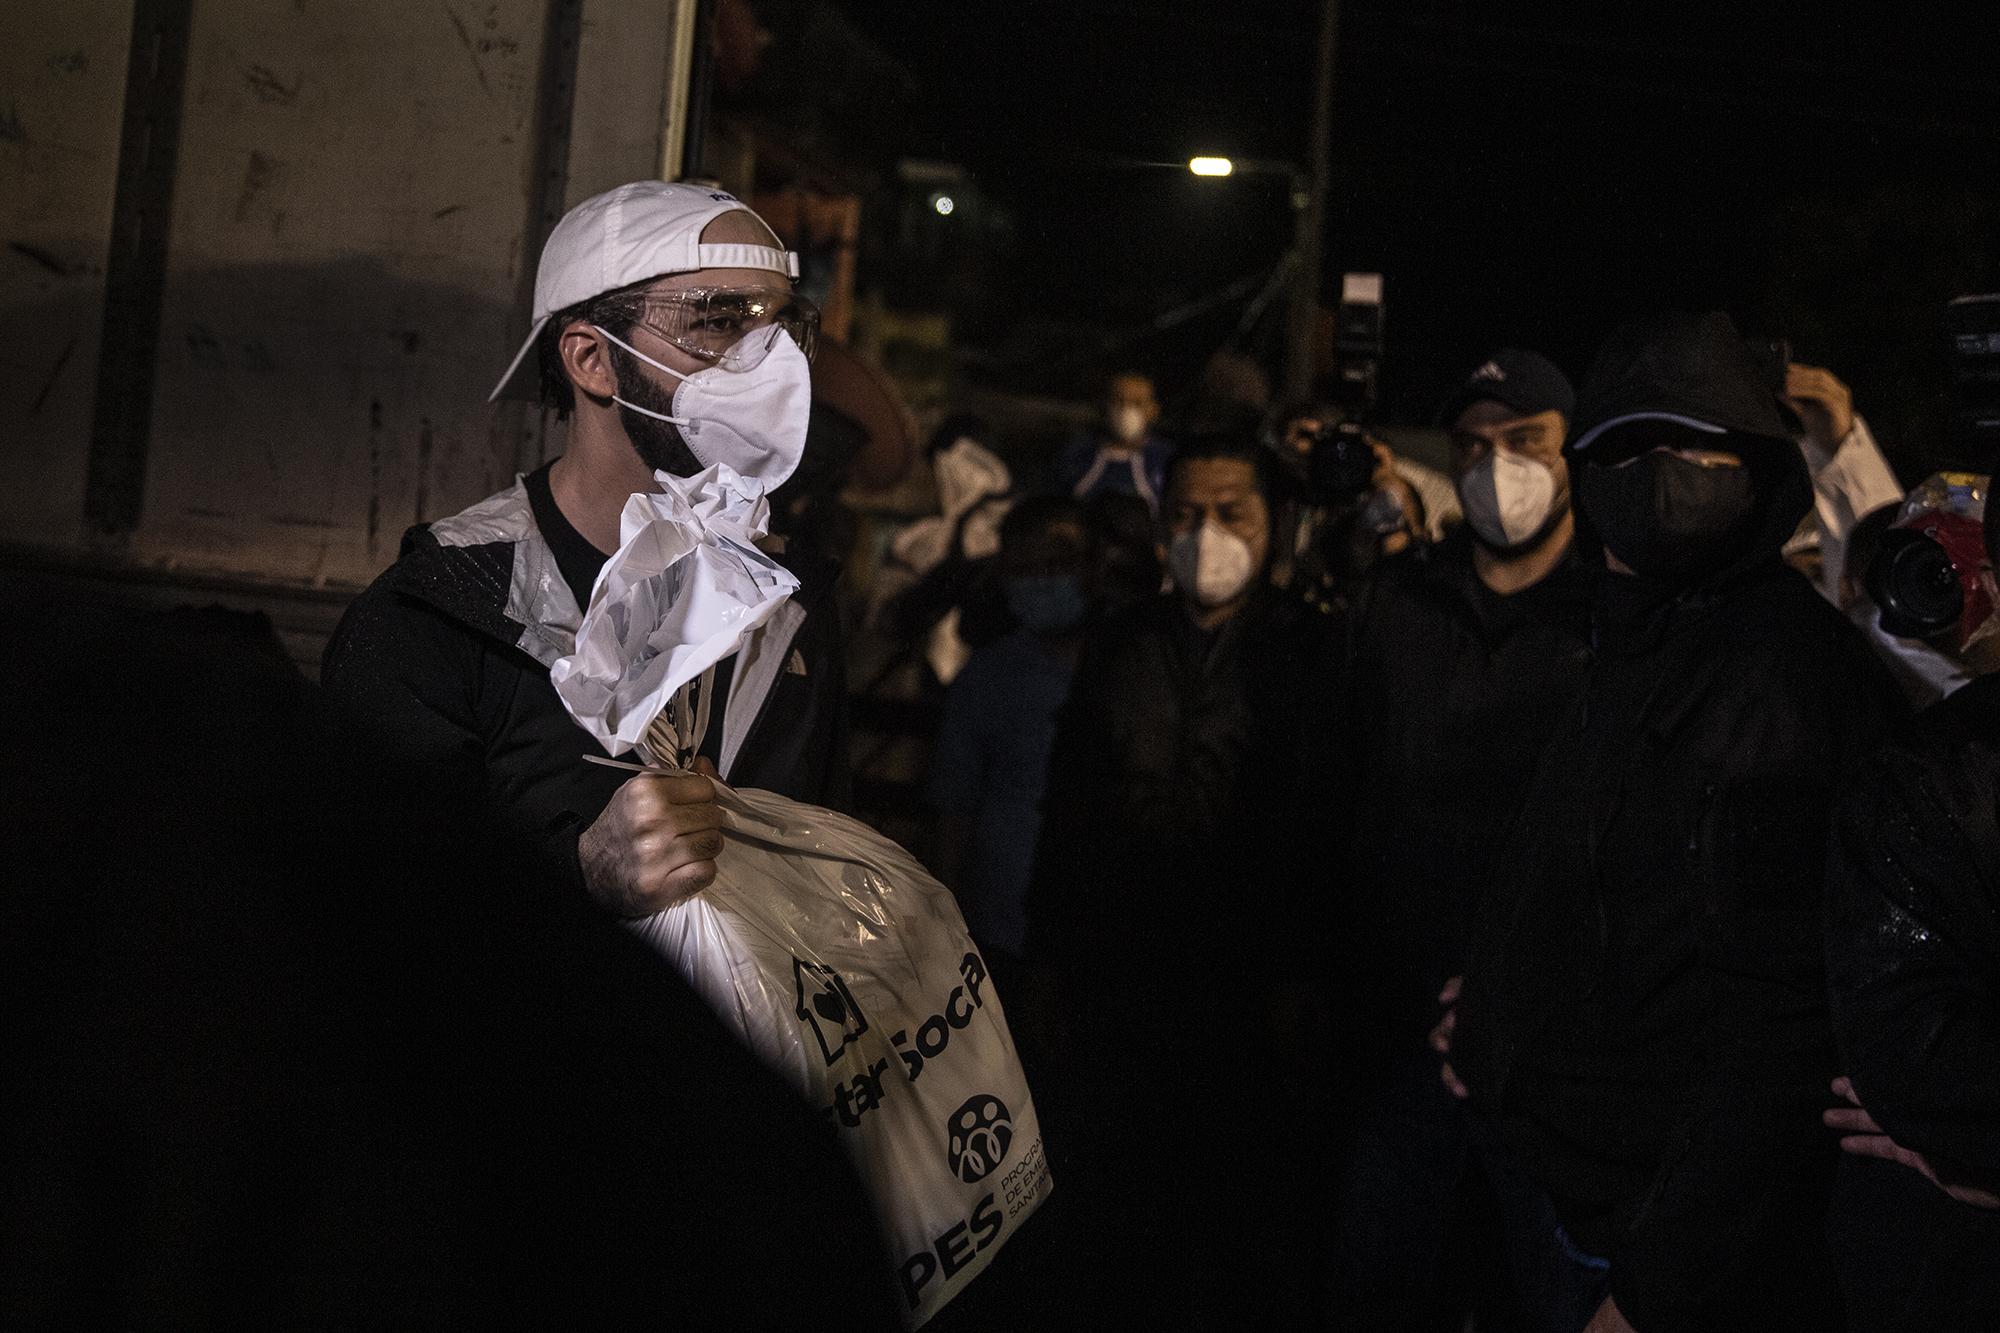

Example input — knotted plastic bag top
[550,463,800,757]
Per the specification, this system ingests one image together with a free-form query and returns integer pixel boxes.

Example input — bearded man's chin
[617,408,702,478]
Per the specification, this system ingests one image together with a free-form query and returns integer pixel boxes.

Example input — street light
[1182,154,1324,400]
[930,192,956,217]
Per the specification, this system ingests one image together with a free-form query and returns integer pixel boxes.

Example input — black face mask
[1578,451,1757,584]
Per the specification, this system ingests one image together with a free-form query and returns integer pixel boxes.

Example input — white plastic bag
[550,464,797,757]
[630,783,1052,1327]
[550,464,1052,1327]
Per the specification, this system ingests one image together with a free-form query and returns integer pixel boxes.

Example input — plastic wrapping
[550,464,797,757]
[630,782,1051,1327]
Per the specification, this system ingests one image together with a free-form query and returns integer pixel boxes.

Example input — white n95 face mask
[1457,448,1560,550]
[1109,404,1148,444]
[593,324,812,490]
[1168,520,1257,607]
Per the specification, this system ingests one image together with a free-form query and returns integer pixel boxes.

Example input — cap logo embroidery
[1472,361,1506,382]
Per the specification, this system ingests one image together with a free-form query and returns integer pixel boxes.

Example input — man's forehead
[1171,458,1258,498]
[1453,402,1561,434]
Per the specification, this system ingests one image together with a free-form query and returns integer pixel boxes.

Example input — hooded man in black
[1449,313,1905,1332]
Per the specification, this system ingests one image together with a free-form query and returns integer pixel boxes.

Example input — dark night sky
[821,0,2000,473]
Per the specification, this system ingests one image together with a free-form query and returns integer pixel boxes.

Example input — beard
[612,351,704,477]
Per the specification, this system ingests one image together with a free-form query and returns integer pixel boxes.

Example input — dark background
[809,0,2000,477]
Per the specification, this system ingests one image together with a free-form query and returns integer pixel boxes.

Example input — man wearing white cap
[323,181,848,919]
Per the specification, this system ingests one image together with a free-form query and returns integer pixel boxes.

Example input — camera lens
[1869,528,1964,638]
[1306,423,1378,502]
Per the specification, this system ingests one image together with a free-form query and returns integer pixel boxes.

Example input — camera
[1859,297,2000,648]
[1865,472,1993,647]
[1300,273,1385,506]
[1746,337,1792,395]
[1302,416,1378,502]
[1867,523,1969,640]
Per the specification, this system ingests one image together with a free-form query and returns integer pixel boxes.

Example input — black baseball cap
[1437,348,1577,427]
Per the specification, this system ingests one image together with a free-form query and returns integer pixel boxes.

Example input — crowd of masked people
[903,311,2000,1331]
[9,297,1994,1331]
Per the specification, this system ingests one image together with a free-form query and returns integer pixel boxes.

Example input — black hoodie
[1452,313,1907,1332]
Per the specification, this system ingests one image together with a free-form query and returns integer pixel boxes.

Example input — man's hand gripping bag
[553,466,1053,1328]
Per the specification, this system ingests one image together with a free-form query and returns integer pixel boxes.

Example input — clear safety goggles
[634,286,820,371]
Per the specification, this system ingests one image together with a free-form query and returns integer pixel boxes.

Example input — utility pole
[1286,0,1339,402]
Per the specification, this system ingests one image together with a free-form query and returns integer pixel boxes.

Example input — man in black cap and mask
[1447,313,1904,1332]
[1328,348,1597,1330]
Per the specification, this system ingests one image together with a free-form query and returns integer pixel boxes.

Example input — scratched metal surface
[0,4,137,551]
[0,0,690,594]
[135,0,548,591]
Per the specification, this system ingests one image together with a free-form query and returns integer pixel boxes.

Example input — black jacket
[321,472,850,884]
[1453,317,1906,1332]
[1825,673,2000,1327]
[1339,533,1595,1058]
[1028,587,1339,989]
[1830,672,2000,1172]
[1,605,892,1327]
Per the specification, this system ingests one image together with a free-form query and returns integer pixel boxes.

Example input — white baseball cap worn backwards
[489,180,801,403]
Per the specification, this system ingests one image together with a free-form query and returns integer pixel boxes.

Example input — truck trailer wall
[1,0,695,592]
[0,4,138,554]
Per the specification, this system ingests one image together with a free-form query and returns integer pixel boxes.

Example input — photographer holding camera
[1273,403,1453,610]
[1824,470,2000,1330]
[1326,347,1597,1330]
[1821,298,2000,1327]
